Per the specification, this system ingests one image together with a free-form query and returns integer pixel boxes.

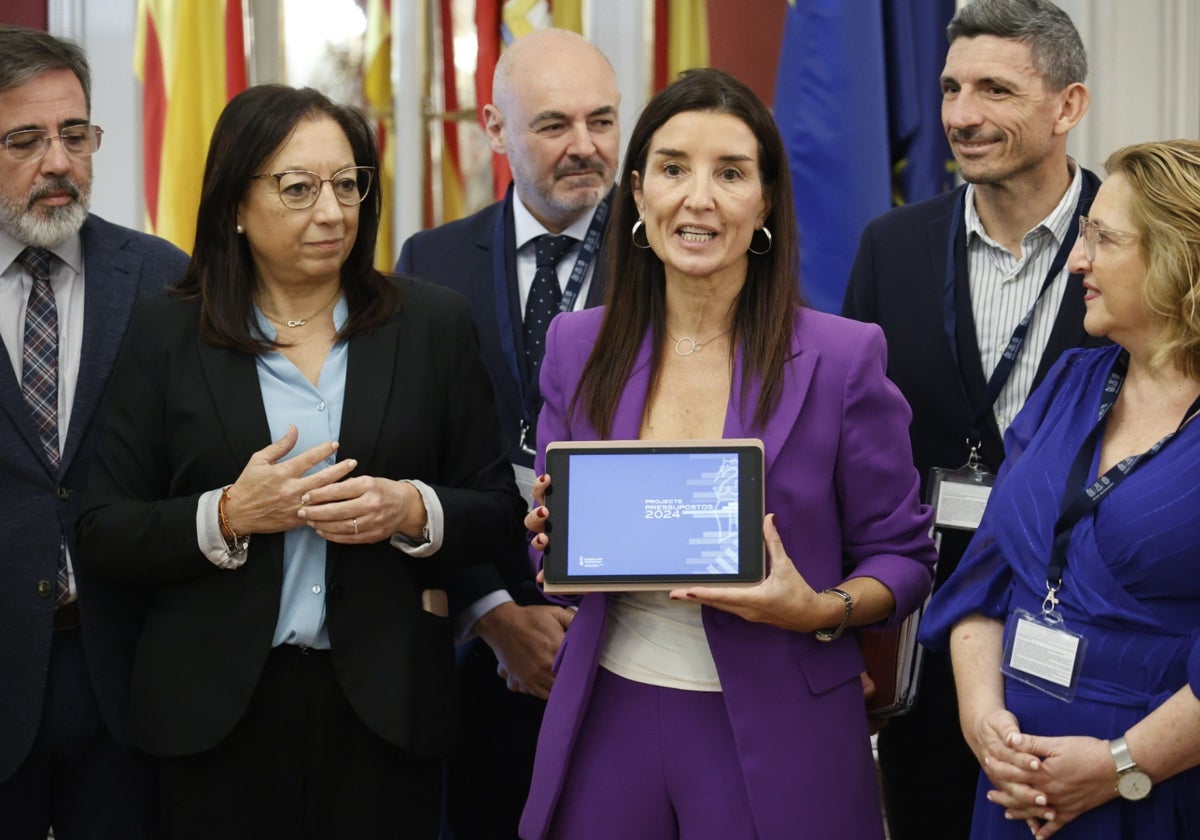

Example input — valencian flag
[774,0,954,313]
[135,0,247,253]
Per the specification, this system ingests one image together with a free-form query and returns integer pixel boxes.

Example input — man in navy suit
[396,27,620,839]
[0,25,188,838]
[841,2,1103,838]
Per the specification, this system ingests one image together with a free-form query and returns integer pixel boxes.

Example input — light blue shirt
[194,296,446,647]
[257,299,349,648]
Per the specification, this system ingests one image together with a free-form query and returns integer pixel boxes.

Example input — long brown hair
[572,67,803,437]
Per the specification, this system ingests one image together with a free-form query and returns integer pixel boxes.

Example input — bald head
[485,29,621,232]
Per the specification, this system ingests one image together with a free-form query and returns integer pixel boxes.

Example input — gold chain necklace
[258,287,341,328]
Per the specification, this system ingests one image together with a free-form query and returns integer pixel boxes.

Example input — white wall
[55,0,1200,236]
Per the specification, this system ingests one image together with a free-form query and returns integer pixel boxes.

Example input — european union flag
[774,0,955,313]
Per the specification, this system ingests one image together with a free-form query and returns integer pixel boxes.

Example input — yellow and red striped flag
[364,0,395,269]
[135,0,247,253]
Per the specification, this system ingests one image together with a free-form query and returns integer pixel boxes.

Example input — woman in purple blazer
[517,68,937,840]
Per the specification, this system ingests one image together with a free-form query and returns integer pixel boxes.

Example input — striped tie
[19,247,69,605]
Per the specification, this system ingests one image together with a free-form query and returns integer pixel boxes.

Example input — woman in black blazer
[77,85,524,839]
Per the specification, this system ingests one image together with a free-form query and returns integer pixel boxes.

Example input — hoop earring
[748,226,772,255]
[631,218,652,250]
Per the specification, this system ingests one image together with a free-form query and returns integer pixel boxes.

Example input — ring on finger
[352,518,358,535]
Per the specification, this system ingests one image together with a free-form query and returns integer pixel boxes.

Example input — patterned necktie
[19,246,59,469]
[19,247,69,605]
[524,234,576,384]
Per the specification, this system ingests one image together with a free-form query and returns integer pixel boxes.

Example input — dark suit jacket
[396,191,607,612]
[842,170,1106,585]
[0,215,188,782]
[76,278,525,759]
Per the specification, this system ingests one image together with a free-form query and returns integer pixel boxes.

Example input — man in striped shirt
[842,2,1102,838]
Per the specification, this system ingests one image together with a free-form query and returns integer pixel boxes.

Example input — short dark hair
[173,84,399,352]
[0,25,91,113]
[574,67,802,436]
[947,0,1087,91]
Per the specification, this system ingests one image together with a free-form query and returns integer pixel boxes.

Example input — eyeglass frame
[249,166,375,210]
[1078,214,1138,262]
[0,124,104,162]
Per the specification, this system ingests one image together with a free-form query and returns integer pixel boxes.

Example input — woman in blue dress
[920,139,1200,839]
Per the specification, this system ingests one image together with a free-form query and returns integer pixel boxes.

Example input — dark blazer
[0,215,187,782]
[842,171,1106,581]
[396,190,607,610]
[76,278,525,759]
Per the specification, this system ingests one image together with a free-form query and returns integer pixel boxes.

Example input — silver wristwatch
[1109,736,1152,801]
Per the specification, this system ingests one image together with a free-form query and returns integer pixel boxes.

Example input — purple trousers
[544,667,759,840]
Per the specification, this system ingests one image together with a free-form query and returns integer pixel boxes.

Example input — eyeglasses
[1078,215,1137,262]
[251,166,375,210]
[1,125,103,162]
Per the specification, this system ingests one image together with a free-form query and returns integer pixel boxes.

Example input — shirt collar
[963,158,1083,249]
[512,188,597,251]
[0,225,84,277]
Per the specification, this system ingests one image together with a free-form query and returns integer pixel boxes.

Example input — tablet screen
[542,439,765,592]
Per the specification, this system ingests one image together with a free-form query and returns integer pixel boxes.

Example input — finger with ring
[352,518,358,535]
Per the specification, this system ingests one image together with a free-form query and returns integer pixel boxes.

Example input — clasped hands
[971,709,1118,839]
[220,425,427,544]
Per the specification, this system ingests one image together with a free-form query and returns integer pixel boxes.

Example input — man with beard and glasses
[0,25,188,839]
[841,1,1104,838]
[395,27,620,840]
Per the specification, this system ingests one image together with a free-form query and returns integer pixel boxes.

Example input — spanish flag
[135,0,247,253]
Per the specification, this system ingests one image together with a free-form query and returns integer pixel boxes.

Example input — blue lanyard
[491,188,613,452]
[942,190,1084,450]
[1048,351,1200,587]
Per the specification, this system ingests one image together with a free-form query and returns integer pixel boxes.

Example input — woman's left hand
[983,732,1117,839]
[297,474,427,544]
[668,513,827,632]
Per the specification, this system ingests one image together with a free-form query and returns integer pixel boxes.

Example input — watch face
[1117,770,1152,801]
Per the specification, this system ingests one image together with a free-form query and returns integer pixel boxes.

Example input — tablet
[541,439,765,593]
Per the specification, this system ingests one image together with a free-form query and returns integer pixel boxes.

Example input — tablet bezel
[541,438,765,593]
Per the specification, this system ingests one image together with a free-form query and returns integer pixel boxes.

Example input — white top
[599,591,722,692]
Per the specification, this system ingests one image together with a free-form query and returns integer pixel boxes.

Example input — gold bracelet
[815,587,854,642]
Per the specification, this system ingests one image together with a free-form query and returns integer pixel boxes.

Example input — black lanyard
[942,190,1085,451]
[1047,351,1200,587]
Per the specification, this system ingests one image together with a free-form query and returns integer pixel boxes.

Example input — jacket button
[37,580,53,597]
[57,486,71,501]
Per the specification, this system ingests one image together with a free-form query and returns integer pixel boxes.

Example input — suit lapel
[0,320,47,468]
[724,325,814,477]
[64,219,141,472]
[340,314,398,465]
[195,333,271,477]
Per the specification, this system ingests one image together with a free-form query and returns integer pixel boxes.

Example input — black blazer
[842,171,1107,583]
[0,215,187,782]
[77,278,525,758]
[396,191,607,611]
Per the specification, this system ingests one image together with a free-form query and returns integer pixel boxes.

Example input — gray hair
[0,25,92,114]
[947,0,1087,91]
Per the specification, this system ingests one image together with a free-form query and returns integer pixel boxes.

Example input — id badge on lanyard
[928,443,995,532]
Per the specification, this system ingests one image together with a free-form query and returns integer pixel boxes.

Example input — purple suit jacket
[519,306,937,840]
